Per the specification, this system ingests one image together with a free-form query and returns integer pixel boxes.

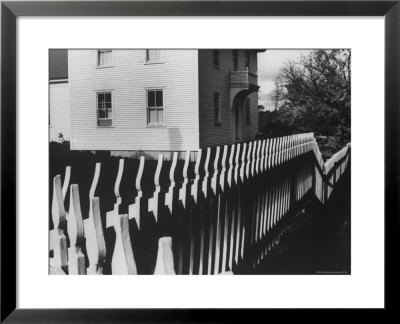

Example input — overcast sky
[257,49,312,111]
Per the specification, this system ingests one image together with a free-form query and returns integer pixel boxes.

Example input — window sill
[96,126,115,128]
[96,65,114,69]
[144,61,165,65]
[145,124,166,128]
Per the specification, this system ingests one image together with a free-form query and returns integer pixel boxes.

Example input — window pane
[98,50,112,66]
[148,91,155,107]
[97,93,104,108]
[106,51,111,65]
[156,90,163,107]
[147,49,162,62]
[98,119,112,127]
[157,109,163,123]
[148,109,157,124]
[105,92,111,102]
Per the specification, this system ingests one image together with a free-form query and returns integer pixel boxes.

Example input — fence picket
[67,184,86,275]
[51,175,68,273]
[50,133,350,275]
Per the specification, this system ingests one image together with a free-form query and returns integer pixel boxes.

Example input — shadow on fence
[49,133,351,275]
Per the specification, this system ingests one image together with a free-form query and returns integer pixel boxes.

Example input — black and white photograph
[49,48,351,275]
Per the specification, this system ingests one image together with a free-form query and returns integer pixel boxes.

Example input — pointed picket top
[255,141,262,174]
[165,152,178,214]
[68,184,85,249]
[114,159,125,206]
[260,140,266,173]
[275,137,280,166]
[250,140,257,177]
[219,145,228,191]
[183,150,191,181]
[221,145,228,172]
[85,197,106,275]
[202,147,211,198]
[154,154,163,187]
[68,184,86,275]
[106,159,125,229]
[111,213,137,275]
[227,144,235,188]
[179,150,191,207]
[281,136,286,164]
[240,143,247,182]
[136,156,145,192]
[264,138,270,170]
[89,163,101,200]
[191,149,202,202]
[245,142,252,180]
[154,236,176,275]
[148,154,164,222]
[194,149,202,180]
[52,175,67,232]
[234,143,241,184]
[62,166,71,201]
[128,156,145,229]
[211,146,221,195]
[269,138,275,169]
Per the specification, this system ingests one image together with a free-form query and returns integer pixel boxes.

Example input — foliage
[259,49,351,158]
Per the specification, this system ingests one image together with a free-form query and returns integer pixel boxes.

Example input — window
[245,98,251,125]
[214,92,220,125]
[147,89,164,125]
[97,50,112,67]
[213,50,219,66]
[97,92,113,127]
[145,50,164,63]
[233,50,238,71]
[245,51,250,70]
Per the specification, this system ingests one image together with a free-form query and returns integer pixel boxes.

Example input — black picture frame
[1,0,398,321]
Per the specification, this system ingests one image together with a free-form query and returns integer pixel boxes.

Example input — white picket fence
[49,133,350,275]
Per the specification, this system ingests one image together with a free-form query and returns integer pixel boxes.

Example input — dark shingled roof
[49,49,68,80]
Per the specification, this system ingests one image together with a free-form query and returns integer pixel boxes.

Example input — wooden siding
[69,50,199,151]
[49,81,71,142]
[198,50,259,148]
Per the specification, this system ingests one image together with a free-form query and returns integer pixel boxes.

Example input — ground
[251,167,351,274]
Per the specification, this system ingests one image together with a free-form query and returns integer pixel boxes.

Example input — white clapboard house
[49,49,265,158]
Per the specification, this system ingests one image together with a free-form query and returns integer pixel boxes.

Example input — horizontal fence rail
[49,133,351,275]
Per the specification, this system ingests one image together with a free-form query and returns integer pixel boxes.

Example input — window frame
[146,88,166,127]
[213,50,219,67]
[214,91,221,126]
[144,49,165,64]
[233,50,239,71]
[245,51,250,70]
[96,90,114,127]
[97,49,113,68]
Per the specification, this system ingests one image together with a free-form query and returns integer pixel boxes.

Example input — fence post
[85,163,106,275]
[86,197,106,274]
[111,213,137,275]
[51,175,68,273]
[67,184,86,275]
[154,237,176,275]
